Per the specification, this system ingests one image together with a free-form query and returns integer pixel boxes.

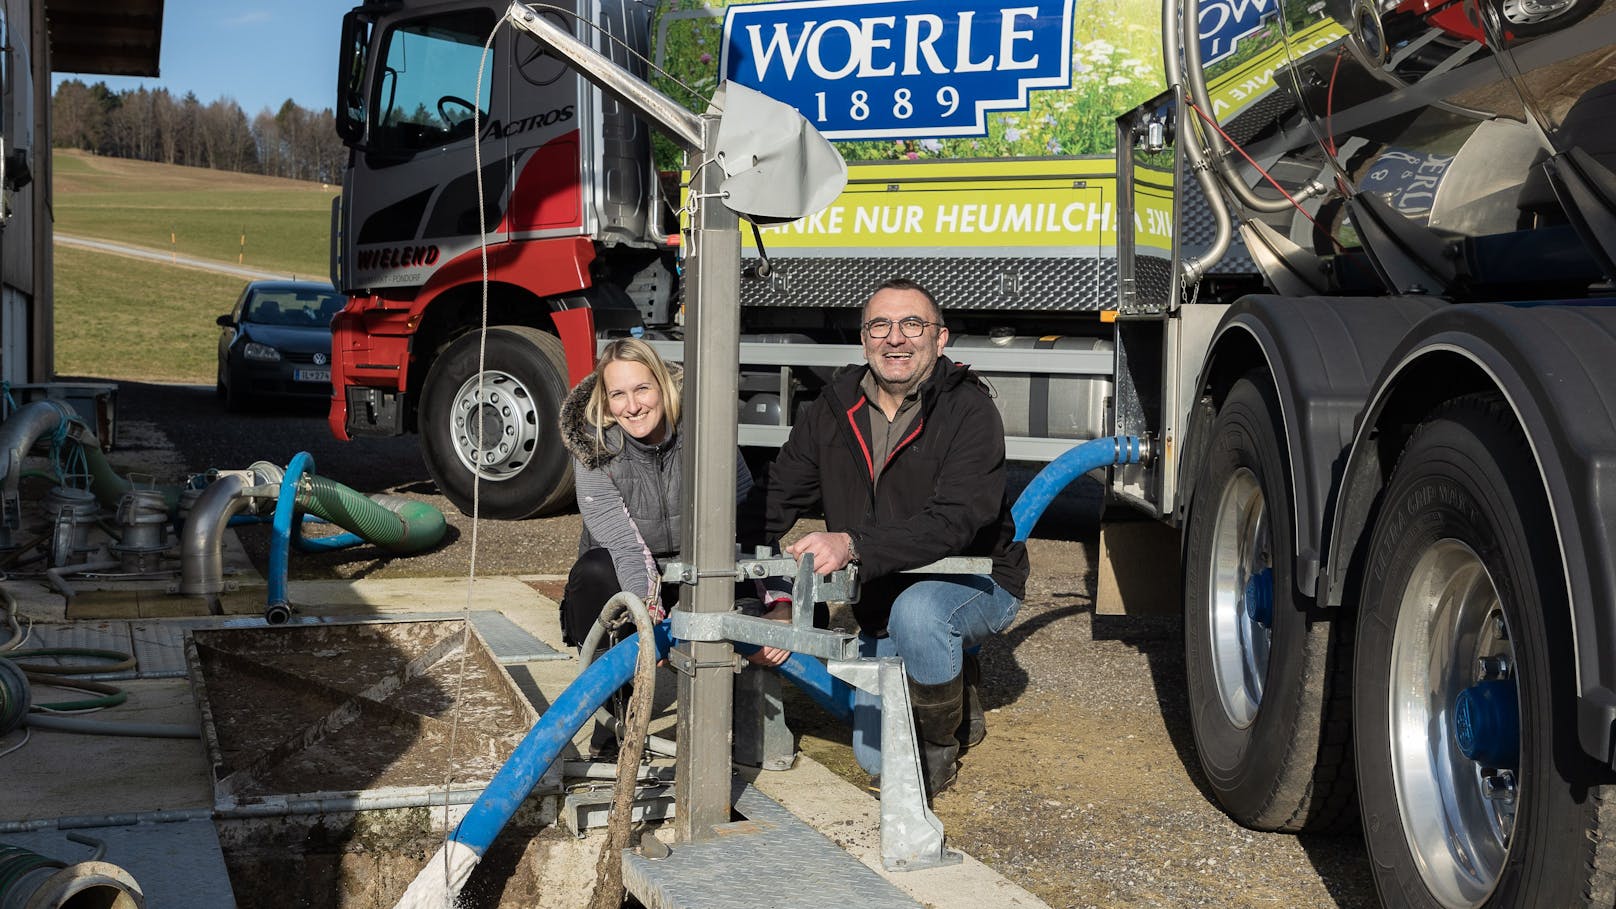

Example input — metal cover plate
[622,783,920,909]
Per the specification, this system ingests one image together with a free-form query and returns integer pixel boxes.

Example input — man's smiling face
[862,286,948,399]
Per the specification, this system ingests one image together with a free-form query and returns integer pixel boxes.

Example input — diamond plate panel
[740,256,1120,312]
[1178,170,1256,276]
[622,784,920,909]
[24,622,138,680]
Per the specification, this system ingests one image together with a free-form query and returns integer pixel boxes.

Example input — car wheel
[220,367,251,413]
[1183,374,1355,831]
[1355,393,1616,907]
[419,326,574,519]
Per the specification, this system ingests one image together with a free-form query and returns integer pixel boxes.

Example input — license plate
[295,369,331,383]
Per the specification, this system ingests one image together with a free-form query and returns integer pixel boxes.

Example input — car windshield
[246,289,345,327]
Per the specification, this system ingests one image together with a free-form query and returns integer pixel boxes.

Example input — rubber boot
[957,651,986,751]
[908,674,964,798]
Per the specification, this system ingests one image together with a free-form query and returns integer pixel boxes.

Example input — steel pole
[673,113,741,842]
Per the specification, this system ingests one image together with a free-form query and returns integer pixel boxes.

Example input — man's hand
[785,531,857,575]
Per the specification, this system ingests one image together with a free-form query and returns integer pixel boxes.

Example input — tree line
[52,80,346,186]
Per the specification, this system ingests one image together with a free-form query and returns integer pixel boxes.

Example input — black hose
[3,648,135,675]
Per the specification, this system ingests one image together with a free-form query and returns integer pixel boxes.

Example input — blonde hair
[586,338,681,453]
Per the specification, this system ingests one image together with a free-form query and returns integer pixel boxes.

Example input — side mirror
[216,314,234,327]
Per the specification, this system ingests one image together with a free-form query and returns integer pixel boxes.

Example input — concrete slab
[1,679,213,823]
[745,759,1051,908]
[286,575,545,616]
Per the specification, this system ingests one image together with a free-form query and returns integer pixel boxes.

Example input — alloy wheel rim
[448,369,539,482]
[1208,467,1272,729]
[1388,539,1515,909]
[1500,0,1579,23]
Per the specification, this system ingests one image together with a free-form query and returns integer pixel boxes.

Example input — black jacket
[765,355,1029,632]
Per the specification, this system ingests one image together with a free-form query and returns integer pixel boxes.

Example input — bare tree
[51,79,111,152]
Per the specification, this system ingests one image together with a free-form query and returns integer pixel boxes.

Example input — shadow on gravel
[1090,576,1376,908]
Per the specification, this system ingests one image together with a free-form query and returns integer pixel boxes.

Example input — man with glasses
[764,277,1029,798]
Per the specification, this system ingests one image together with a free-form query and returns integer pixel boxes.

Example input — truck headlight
[244,342,282,362]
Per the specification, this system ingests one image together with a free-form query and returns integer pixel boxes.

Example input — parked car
[215,280,345,411]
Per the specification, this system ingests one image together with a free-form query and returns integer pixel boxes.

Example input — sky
[52,0,341,117]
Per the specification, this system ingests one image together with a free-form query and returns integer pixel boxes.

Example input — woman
[557,336,756,652]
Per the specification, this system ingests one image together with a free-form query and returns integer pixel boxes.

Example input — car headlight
[243,342,282,362]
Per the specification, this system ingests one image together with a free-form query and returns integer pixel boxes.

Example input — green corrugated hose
[296,475,446,554]
[80,436,182,511]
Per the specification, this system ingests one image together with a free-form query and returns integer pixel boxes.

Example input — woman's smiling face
[603,359,667,442]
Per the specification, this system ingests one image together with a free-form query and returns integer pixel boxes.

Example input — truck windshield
[373,10,496,154]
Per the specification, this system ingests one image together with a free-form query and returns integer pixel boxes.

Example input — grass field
[53,150,336,279]
[53,244,248,384]
[51,150,335,383]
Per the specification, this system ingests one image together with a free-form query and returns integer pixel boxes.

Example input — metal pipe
[1178,1,1316,216]
[0,810,211,836]
[1162,0,1234,284]
[43,559,120,602]
[177,473,250,598]
[0,403,66,501]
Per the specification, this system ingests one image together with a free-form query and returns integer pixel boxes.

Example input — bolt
[1482,770,1517,800]
[1477,655,1512,680]
[1492,613,1510,640]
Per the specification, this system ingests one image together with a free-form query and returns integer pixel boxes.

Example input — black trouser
[559,547,682,648]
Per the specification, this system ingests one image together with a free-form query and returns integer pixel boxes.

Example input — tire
[219,365,251,413]
[1354,393,1616,908]
[1182,375,1355,831]
[418,326,575,519]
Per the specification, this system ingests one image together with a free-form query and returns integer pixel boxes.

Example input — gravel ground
[95,378,1378,907]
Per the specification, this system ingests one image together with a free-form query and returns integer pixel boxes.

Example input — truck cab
[330,0,669,518]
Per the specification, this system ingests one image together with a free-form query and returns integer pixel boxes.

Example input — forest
[52,80,345,186]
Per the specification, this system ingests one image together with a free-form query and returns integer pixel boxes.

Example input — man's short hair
[865,277,942,321]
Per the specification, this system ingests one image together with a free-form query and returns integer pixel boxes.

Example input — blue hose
[451,621,673,857]
[774,652,855,726]
[266,452,316,619]
[1011,436,1145,542]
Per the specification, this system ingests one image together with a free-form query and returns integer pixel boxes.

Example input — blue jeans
[850,574,1021,775]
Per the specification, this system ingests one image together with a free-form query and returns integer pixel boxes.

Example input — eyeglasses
[861,317,939,339]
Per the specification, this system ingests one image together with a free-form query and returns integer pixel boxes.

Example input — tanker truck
[1112,0,1616,904]
[327,0,1154,519]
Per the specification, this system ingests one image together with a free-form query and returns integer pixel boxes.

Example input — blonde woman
[557,338,756,753]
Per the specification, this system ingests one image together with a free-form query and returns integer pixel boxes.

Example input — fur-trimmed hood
[559,361,683,470]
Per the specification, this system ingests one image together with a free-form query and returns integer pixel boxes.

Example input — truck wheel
[419,326,575,519]
[1355,393,1616,908]
[1183,375,1354,831]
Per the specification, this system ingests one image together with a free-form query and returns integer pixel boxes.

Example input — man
[765,277,1029,796]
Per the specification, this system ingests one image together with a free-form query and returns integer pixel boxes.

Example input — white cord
[428,19,503,909]
[0,726,29,759]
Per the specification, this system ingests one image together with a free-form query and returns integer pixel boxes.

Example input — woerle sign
[719,0,1075,139]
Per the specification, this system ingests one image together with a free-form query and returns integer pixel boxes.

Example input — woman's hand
[744,600,794,667]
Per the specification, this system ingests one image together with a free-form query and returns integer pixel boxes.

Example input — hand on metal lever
[785,531,857,575]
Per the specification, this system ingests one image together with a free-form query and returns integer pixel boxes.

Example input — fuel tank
[1189,0,1616,298]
